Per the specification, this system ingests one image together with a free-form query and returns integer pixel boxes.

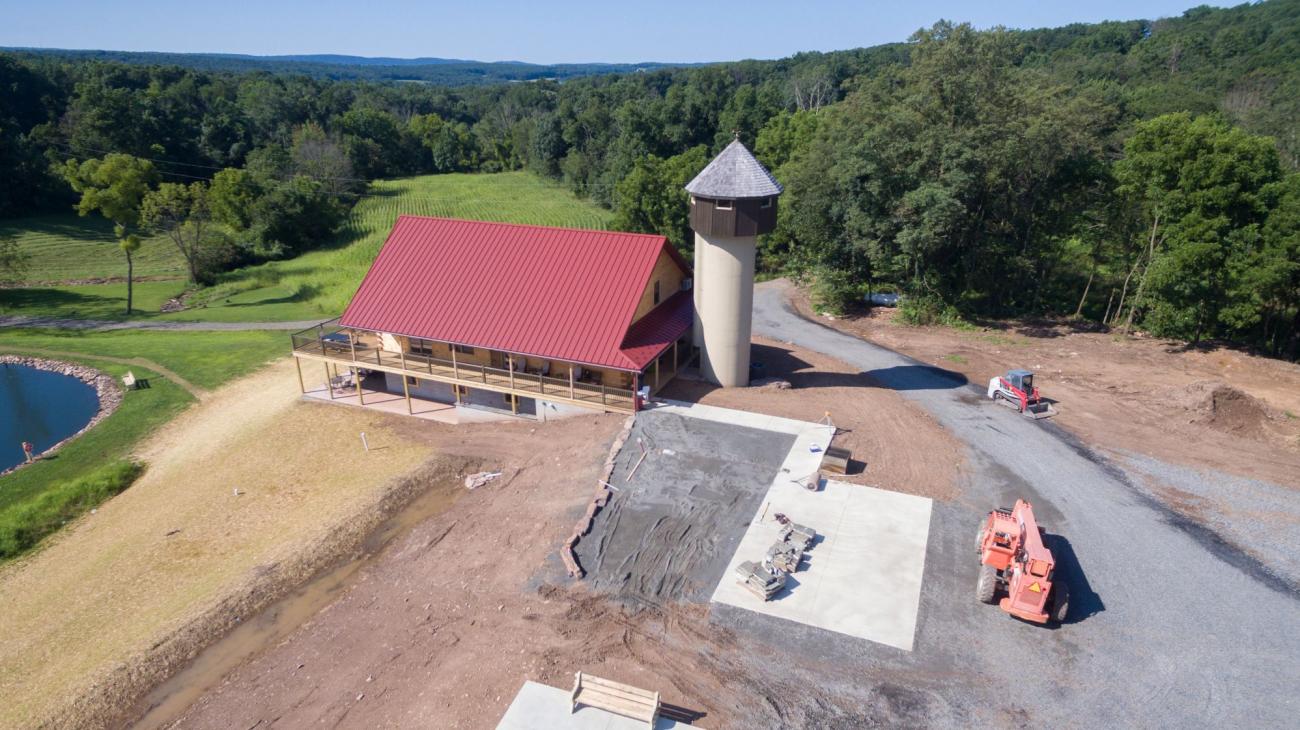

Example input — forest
[1,0,1297,356]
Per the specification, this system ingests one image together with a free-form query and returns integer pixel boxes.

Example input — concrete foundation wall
[694,231,755,387]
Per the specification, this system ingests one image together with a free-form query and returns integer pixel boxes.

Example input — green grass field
[2,172,613,323]
[0,214,185,283]
[0,329,291,559]
[0,328,288,390]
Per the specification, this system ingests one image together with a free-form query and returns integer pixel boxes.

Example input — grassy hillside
[0,214,185,283]
[1,172,614,323]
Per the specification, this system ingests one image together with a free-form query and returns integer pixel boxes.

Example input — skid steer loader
[987,369,1056,419]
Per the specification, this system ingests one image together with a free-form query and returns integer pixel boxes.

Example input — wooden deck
[291,333,638,414]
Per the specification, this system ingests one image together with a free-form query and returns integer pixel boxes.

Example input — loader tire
[976,564,998,604]
[1050,581,1070,623]
[976,523,987,553]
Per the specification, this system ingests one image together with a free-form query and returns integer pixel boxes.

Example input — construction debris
[463,471,503,490]
[735,560,787,600]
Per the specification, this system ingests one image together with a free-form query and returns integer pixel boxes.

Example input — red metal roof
[340,216,691,371]
[620,290,693,369]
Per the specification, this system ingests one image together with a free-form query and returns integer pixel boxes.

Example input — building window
[453,344,475,355]
[406,375,420,386]
[760,197,773,209]
[653,280,661,305]
[716,199,733,210]
[409,338,434,356]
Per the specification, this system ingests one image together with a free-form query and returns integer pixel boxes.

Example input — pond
[0,364,100,473]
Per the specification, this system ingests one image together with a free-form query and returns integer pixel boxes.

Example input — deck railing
[290,320,636,411]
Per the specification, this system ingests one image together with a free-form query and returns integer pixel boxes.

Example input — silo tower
[684,137,783,387]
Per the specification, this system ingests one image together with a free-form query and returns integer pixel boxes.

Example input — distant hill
[0,47,694,85]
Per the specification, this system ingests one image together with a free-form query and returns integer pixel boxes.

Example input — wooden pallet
[571,671,660,728]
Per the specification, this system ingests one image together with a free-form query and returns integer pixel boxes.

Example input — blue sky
[1,1,1224,64]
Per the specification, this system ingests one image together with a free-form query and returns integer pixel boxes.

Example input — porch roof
[620,290,693,369]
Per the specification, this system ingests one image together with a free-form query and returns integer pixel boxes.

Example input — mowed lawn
[0,214,186,282]
[2,172,613,323]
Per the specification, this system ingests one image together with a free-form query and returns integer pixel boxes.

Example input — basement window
[406,375,420,386]
[716,199,733,210]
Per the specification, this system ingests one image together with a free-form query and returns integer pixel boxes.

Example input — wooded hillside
[1,1,1297,354]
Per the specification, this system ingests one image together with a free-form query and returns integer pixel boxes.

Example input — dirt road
[748,279,1300,727]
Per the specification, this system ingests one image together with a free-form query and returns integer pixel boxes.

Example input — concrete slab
[711,478,932,651]
[496,681,682,730]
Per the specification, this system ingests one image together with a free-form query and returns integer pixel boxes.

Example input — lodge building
[290,139,781,419]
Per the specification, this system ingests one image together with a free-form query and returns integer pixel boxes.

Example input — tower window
[760,197,773,209]
[716,199,733,210]
[653,280,661,305]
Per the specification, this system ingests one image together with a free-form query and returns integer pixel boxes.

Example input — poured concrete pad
[497,681,682,730]
[712,478,932,651]
[645,400,935,652]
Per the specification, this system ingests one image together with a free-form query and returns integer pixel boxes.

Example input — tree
[0,235,29,284]
[612,146,709,254]
[60,153,158,313]
[1114,113,1282,342]
[290,122,355,195]
[141,181,216,284]
[409,113,479,173]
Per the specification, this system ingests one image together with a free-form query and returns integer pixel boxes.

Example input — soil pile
[1178,380,1276,435]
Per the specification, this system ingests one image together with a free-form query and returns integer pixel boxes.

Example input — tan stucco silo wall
[694,231,755,387]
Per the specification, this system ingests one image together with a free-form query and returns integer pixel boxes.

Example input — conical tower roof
[684,139,783,199]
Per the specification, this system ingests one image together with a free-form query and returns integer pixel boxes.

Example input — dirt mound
[1177,380,1276,435]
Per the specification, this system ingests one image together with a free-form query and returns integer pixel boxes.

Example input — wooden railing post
[349,332,357,364]
[325,363,333,400]
[538,371,544,395]
[451,347,459,379]
[400,347,407,372]
[507,354,515,390]
[600,382,606,407]
[569,366,576,401]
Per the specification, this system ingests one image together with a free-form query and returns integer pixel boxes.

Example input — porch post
[402,374,412,415]
[507,354,515,390]
[325,362,334,400]
[673,340,679,369]
[654,357,660,390]
[349,331,357,363]
[632,373,640,412]
[569,365,576,401]
[400,345,407,372]
[355,370,364,405]
[451,346,459,379]
[295,357,304,393]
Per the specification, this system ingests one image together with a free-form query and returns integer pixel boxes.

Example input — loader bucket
[1024,401,1057,419]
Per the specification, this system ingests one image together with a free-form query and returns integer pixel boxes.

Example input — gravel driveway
[732,280,1300,727]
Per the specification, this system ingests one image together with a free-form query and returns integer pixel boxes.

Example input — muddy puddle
[129,475,464,728]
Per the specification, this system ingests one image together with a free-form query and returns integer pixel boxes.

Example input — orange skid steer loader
[976,500,1069,624]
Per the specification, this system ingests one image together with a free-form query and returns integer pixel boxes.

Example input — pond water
[0,364,100,473]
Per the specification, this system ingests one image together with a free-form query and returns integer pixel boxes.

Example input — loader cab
[1007,369,1033,392]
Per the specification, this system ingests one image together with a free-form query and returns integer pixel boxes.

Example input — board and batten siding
[631,249,687,323]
